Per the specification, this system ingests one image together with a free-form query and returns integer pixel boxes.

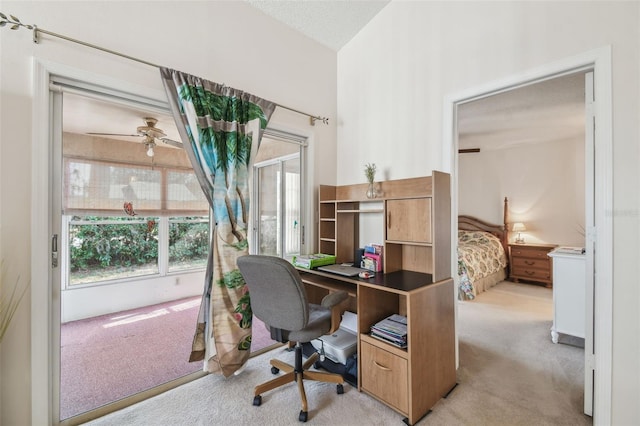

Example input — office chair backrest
[237,255,309,332]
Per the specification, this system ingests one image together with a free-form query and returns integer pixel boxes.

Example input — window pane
[257,164,280,256]
[166,170,208,212]
[69,216,159,285]
[64,159,162,213]
[283,158,301,257]
[168,216,209,272]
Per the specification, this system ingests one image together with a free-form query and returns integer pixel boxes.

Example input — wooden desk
[298,268,456,426]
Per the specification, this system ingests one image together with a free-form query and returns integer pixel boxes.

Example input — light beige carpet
[85,281,591,426]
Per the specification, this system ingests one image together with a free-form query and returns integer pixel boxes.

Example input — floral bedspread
[457,230,507,300]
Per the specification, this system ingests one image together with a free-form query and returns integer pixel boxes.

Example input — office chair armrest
[320,290,348,308]
[321,290,349,334]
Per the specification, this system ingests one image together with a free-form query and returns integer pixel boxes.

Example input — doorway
[455,70,589,416]
[444,48,613,423]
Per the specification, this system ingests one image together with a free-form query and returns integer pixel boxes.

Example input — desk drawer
[360,341,408,413]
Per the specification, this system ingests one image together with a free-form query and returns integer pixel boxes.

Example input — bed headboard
[458,197,509,255]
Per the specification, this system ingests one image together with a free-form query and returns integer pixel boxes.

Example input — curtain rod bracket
[33,25,39,44]
[310,116,329,126]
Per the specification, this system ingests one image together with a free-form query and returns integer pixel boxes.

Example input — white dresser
[548,250,586,343]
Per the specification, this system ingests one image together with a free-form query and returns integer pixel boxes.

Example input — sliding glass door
[50,80,308,424]
[252,134,305,260]
[56,89,208,424]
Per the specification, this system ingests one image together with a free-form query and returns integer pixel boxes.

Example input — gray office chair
[237,255,349,423]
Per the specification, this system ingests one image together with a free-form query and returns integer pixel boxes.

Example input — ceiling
[245,0,391,51]
[63,93,181,152]
[458,72,586,151]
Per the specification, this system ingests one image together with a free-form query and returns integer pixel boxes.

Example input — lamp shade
[512,222,526,232]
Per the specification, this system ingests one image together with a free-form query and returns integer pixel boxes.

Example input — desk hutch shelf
[310,171,455,425]
[318,171,451,281]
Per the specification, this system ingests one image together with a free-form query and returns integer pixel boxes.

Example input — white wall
[0,1,337,424]
[62,272,204,323]
[338,1,639,424]
[459,137,585,247]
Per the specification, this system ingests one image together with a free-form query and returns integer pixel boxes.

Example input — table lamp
[512,222,526,244]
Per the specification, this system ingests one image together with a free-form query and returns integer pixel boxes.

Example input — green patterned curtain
[161,68,276,376]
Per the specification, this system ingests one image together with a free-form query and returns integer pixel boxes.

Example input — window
[168,216,209,272]
[63,157,210,287]
[252,132,306,260]
[68,216,160,285]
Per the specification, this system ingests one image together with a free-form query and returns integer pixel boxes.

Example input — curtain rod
[0,12,330,126]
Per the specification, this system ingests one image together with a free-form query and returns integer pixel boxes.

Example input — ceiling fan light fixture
[145,140,156,157]
[137,117,167,139]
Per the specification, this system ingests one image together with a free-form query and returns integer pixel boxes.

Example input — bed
[457,197,510,300]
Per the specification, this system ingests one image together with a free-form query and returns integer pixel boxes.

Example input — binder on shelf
[292,253,336,269]
[362,252,383,272]
[364,244,383,255]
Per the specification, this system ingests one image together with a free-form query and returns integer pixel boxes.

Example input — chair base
[253,342,344,422]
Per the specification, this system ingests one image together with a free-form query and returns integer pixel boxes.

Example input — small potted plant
[364,163,377,198]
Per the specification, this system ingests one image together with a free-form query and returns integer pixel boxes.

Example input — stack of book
[553,246,586,255]
[361,243,383,272]
[370,314,407,348]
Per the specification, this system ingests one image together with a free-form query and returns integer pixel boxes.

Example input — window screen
[64,158,208,215]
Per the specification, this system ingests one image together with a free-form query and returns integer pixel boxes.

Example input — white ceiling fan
[88,117,182,157]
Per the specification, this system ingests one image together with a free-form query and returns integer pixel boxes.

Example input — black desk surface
[298,268,435,293]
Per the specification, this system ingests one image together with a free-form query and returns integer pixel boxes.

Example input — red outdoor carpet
[60,296,276,420]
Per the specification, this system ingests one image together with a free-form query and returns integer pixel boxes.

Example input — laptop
[317,264,366,277]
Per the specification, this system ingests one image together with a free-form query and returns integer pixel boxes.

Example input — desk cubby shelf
[313,172,454,425]
[318,171,451,282]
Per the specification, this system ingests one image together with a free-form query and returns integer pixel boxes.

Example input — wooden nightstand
[508,243,557,287]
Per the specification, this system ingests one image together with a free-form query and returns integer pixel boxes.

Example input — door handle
[52,234,59,268]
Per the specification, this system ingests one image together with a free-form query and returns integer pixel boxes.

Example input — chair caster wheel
[271,366,279,374]
[337,384,344,394]
[253,395,262,406]
[299,410,308,422]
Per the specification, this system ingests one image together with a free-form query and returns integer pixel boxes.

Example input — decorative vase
[366,182,376,199]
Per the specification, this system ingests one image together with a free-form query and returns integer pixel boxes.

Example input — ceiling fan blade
[159,137,183,148]
[88,132,142,137]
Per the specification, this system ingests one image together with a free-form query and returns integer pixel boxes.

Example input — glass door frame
[251,130,308,260]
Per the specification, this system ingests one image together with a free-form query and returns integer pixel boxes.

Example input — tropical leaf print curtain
[161,67,276,376]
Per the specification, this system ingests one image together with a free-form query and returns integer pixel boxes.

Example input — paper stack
[292,253,336,269]
[553,247,585,255]
[370,314,407,348]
